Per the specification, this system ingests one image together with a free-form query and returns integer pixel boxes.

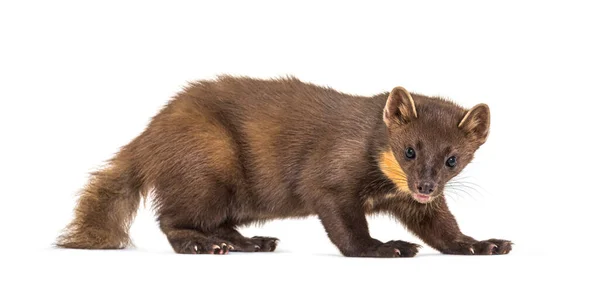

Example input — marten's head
[380,87,490,204]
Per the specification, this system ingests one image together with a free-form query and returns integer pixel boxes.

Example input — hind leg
[155,177,239,254]
[150,139,278,253]
[157,191,239,254]
[155,186,278,254]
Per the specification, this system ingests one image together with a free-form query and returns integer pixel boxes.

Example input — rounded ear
[383,86,418,126]
[458,103,490,144]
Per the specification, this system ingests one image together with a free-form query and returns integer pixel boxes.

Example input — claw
[394,249,401,257]
[193,245,198,253]
[469,247,474,254]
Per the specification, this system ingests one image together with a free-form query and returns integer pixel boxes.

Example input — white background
[1,1,598,289]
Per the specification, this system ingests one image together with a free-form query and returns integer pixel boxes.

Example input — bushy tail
[56,157,142,249]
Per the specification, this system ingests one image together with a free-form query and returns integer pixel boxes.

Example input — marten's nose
[417,181,436,194]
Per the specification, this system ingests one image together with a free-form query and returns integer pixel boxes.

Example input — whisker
[447,183,485,198]
[445,192,458,202]
[448,181,486,191]
[445,190,464,201]
[450,184,488,197]
[446,187,477,201]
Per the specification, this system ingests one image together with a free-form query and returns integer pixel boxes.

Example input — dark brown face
[383,87,490,203]
[389,120,477,203]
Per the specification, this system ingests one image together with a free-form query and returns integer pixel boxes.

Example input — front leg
[389,196,512,255]
[313,191,421,258]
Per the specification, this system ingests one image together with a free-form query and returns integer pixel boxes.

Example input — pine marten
[57,76,512,257]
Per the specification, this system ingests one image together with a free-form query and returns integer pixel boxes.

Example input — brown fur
[57,76,511,256]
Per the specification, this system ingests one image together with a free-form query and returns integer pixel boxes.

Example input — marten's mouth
[412,193,433,203]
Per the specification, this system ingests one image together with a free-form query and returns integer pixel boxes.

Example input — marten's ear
[459,104,490,144]
[383,86,418,126]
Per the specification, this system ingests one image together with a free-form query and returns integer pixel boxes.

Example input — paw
[448,239,512,255]
[173,239,235,255]
[229,236,280,252]
[382,240,421,257]
[250,236,279,252]
[361,240,421,258]
[482,239,512,255]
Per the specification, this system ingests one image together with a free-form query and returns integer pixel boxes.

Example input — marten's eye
[405,147,416,159]
[446,156,457,168]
